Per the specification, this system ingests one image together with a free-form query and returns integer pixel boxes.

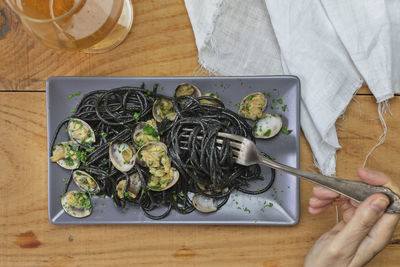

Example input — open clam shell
[109,141,136,172]
[192,194,217,213]
[253,113,283,139]
[148,167,179,192]
[174,83,202,98]
[132,120,159,147]
[199,92,223,106]
[50,141,80,170]
[238,92,267,120]
[72,170,100,194]
[61,190,92,218]
[137,142,179,191]
[116,173,142,199]
[67,118,95,144]
[152,98,177,122]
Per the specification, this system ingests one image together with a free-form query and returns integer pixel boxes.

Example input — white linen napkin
[184,0,399,175]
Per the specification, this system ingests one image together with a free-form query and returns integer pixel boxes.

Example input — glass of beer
[5,0,134,53]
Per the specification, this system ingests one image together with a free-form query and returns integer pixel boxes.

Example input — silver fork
[180,129,400,213]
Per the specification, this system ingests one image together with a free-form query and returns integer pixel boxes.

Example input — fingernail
[363,169,382,179]
[370,197,389,213]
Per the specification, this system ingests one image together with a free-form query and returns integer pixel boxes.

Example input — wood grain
[1,0,400,266]
[0,0,202,91]
[0,93,399,267]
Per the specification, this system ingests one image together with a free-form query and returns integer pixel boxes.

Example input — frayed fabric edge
[362,99,393,168]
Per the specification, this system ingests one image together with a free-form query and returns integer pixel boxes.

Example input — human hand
[304,168,400,267]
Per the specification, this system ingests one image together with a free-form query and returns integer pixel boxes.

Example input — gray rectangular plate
[47,76,300,225]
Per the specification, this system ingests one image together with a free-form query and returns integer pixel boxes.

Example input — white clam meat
[199,92,222,106]
[238,92,267,120]
[132,119,159,147]
[67,119,95,144]
[174,83,202,98]
[50,141,80,170]
[137,142,179,191]
[152,98,177,122]
[116,173,142,199]
[61,190,92,218]
[72,170,100,194]
[109,141,136,172]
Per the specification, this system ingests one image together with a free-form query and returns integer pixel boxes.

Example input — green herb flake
[263,129,271,137]
[272,99,276,103]
[63,157,74,166]
[143,125,158,138]
[86,147,95,152]
[244,207,251,213]
[234,103,240,107]
[268,202,273,207]
[277,98,283,104]
[67,92,81,99]
[282,104,287,112]
[62,178,67,182]
[133,112,140,121]
[281,126,292,135]
[70,108,76,113]
[266,92,271,97]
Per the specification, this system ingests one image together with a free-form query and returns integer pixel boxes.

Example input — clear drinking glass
[5,0,134,53]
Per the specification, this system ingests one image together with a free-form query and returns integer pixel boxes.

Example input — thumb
[330,193,389,256]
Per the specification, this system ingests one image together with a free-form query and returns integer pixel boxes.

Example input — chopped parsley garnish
[247,95,254,100]
[272,99,276,103]
[281,126,292,135]
[70,108,76,113]
[76,150,87,164]
[277,98,283,104]
[67,92,81,99]
[143,125,158,138]
[133,112,140,121]
[63,157,74,166]
[149,185,161,190]
[263,129,271,137]
[282,104,287,112]
[86,147,95,152]
[101,132,108,138]
[234,103,240,107]
[266,92,271,97]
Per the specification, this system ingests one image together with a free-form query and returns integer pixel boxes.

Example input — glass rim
[5,0,83,23]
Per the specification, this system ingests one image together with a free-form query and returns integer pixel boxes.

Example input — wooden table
[1,1,399,266]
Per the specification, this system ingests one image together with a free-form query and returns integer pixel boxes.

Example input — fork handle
[259,156,400,213]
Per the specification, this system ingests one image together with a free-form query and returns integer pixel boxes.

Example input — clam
[192,194,217,213]
[116,173,142,199]
[61,190,92,218]
[109,141,136,172]
[199,92,222,106]
[137,142,179,191]
[174,83,202,98]
[132,119,159,147]
[238,92,267,120]
[152,98,177,122]
[67,118,95,144]
[253,113,283,139]
[50,141,80,170]
[72,170,100,194]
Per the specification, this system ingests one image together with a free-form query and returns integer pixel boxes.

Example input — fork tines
[179,128,241,159]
